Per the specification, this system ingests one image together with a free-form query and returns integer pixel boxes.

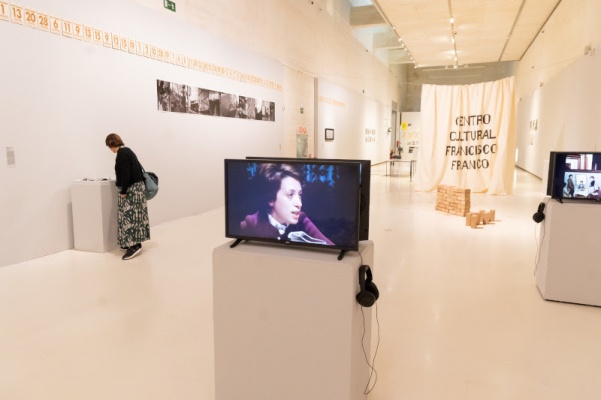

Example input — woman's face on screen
[269,176,302,225]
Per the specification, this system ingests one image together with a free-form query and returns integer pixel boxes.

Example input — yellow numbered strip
[111,33,120,49]
[128,38,136,54]
[120,36,128,51]
[62,20,73,38]
[37,12,49,31]
[24,8,36,28]
[102,31,111,47]
[0,2,9,22]
[10,4,23,24]
[73,23,83,40]
[49,16,61,34]
[93,28,102,45]
[83,26,93,42]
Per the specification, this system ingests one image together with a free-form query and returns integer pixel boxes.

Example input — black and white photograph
[208,90,221,116]
[156,80,171,111]
[236,96,248,119]
[169,82,188,113]
[156,79,275,121]
[219,93,238,118]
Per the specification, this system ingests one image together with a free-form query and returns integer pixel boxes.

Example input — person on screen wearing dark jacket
[105,133,150,260]
[240,163,334,246]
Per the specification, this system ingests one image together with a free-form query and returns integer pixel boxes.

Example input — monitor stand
[229,238,243,248]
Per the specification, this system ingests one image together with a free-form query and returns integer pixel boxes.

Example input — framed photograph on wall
[325,128,334,141]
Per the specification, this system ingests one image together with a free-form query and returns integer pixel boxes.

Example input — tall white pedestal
[536,198,601,306]
[71,180,118,252]
[212,240,375,400]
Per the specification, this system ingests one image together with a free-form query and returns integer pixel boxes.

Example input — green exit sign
[164,0,176,12]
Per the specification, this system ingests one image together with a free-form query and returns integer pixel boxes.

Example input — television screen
[547,152,601,201]
[225,159,362,252]
[246,156,371,240]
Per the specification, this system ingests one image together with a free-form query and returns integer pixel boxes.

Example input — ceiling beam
[388,48,412,64]
[373,30,401,49]
[350,5,386,27]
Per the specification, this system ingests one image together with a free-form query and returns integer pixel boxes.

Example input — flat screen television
[246,156,371,240]
[547,151,601,201]
[224,158,362,256]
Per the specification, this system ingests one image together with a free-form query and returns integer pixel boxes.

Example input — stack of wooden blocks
[466,210,496,229]
[435,185,471,216]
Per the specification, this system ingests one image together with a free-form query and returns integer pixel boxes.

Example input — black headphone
[356,265,379,307]
[532,202,545,223]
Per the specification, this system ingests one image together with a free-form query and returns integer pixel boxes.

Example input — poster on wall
[156,79,276,121]
[297,133,308,158]
[400,121,420,159]
[414,77,516,195]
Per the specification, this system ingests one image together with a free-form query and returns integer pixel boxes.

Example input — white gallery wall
[316,78,390,162]
[516,50,601,178]
[282,67,317,158]
[0,0,284,267]
[0,0,402,268]
[515,0,601,178]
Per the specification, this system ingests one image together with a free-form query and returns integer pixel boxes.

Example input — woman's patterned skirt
[117,181,150,248]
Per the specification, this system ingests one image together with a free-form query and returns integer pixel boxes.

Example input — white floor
[2,164,601,400]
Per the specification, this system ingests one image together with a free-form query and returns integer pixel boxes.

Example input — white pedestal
[212,240,375,400]
[71,180,118,252]
[536,198,601,306]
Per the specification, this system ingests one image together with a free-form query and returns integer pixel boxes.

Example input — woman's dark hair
[105,133,124,148]
[257,163,302,212]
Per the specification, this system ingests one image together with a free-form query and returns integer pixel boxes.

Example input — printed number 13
[11,6,21,19]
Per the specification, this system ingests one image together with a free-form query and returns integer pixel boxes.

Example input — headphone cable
[533,202,548,275]
[361,302,380,394]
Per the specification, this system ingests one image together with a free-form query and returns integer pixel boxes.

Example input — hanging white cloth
[414,76,516,195]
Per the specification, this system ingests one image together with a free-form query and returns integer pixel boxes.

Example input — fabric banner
[414,77,516,195]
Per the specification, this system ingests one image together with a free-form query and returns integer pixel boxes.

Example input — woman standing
[105,133,150,260]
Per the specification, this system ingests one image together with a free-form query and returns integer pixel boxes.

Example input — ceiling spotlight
[450,17,454,24]
[392,26,397,31]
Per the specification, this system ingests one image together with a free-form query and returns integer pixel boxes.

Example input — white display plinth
[536,198,601,306]
[213,240,375,400]
[71,179,118,252]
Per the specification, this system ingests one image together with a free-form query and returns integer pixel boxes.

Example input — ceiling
[350,0,562,68]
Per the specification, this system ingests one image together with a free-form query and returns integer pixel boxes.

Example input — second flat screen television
[225,158,362,252]
[547,151,601,201]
